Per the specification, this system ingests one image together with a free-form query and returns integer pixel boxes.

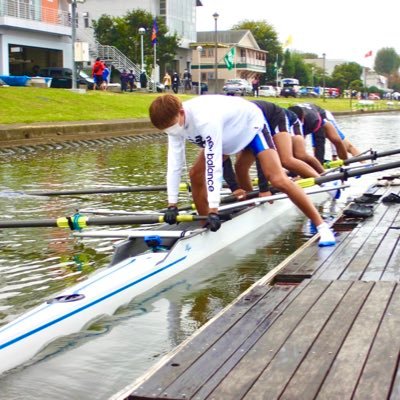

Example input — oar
[297,159,400,188]
[24,182,191,196]
[0,213,207,230]
[323,148,400,169]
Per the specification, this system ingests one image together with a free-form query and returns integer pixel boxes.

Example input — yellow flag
[283,35,293,48]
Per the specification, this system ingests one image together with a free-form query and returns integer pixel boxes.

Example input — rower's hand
[164,206,179,224]
[259,190,274,204]
[233,188,247,201]
[206,213,221,232]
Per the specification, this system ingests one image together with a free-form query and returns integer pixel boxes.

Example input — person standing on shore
[92,57,105,90]
[148,94,336,247]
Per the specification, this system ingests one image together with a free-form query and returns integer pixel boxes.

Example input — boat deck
[115,183,400,400]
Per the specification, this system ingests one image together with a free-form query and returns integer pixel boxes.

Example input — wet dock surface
[117,182,400,400]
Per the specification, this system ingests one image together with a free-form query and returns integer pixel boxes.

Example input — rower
[149,94,336,247]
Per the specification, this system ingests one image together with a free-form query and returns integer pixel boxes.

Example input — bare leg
[257,149,324,226]
[292,135,325,174]
[234,150,256,191]
[189,150,209,216]
[273,131,320,178]
[324,122,348,160]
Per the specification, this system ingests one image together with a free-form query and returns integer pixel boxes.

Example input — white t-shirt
[167,95,265,208]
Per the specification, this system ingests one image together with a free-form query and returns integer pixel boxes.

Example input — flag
[224,47,236,70]
[151,18,158,47]
[283,35,293,49]
[364,50,373,58]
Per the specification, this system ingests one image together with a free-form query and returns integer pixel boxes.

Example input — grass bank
[0,86,387,125]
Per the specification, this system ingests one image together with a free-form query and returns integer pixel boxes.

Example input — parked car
[191,81,209,94]
[368,93,381,100]
[280,87,298,98]
[258,85,277,97]
[223,79,252,96]
[298,86,319,97]
[39,67,94,89]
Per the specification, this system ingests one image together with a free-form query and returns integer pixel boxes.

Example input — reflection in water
[0,113,399,399]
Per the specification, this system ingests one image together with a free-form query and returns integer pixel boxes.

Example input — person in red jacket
[92,57,105,90]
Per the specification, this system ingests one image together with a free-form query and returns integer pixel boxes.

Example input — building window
[83,12,89,28]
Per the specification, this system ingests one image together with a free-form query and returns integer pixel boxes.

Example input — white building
[77,0,202,74]
[0,0,72,76]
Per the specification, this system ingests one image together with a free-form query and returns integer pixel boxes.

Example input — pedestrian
[140,71,147,89]
[127,70,136,92]
[163,72,172,91]
[251,77,260,97]
[183,69,192,91]
[148,94,336,247]
[172,72,180,94]
[120,69,128,92]
[101,64,110,91]
[92,57,105,90]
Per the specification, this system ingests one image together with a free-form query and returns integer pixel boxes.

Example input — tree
[374,47,400,87]
[92,9,180,75]
[231,20,282,83]
[331,62,363,91]
[374,48,400,76]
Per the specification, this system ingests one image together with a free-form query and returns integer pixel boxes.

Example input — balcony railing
[0,0,70,27]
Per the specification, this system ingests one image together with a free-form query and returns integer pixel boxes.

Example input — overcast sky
[196,0,400,66]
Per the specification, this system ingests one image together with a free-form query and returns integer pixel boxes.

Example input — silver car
[223,79,252,96]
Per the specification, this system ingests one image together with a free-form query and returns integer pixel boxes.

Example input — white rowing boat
[0,185,344,375]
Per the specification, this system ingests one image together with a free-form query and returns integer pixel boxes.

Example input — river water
[0,112,399,400]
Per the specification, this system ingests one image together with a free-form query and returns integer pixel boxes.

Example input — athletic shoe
[317,222,336,247]
[382,193,400,203]
[321,180,341,200]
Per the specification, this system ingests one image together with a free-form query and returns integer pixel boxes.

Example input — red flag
[364,50,373,58]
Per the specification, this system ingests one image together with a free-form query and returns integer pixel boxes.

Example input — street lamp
[213,12,219,94]
[196,45,203,95]
[139,27,146,72]
[69,0,85,90]
[322,52,326,102]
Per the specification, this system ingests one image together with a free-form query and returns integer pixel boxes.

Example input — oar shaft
[0,214,207,229]
[315,160,400,185]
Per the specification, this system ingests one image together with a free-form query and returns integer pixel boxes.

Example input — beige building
[191,30,268,92]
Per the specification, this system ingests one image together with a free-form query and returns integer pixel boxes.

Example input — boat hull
[0,188,329,374]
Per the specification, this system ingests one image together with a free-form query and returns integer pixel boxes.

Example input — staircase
[77,28,156,91]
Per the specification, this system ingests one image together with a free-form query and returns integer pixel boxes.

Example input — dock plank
[315,203,395,280]
[316,281,395,399]
[129,284,300,400]
[207,280,332,400]
[380,230,400,281]
[362,228,400,281]
[280,281,373,400]
[242,280,352,400]
[353,283,400,400]
[157,284,299,399]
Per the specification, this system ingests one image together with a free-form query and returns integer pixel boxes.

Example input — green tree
[281,50,295,79]
[231,20,282,84]
[331,62,363,92]
[374,47,400,76]
[92,9,180,75]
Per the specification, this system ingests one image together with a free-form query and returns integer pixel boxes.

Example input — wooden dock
[113,182,400,400]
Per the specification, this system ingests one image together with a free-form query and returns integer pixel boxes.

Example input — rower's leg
[273,131,320,178]
[324,122,348,160]
[189,150,208,216]
[234,150,256,191]
[292,135,325,173]
[257,148,324,227]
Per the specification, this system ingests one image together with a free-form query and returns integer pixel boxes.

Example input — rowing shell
[0,185,337,375]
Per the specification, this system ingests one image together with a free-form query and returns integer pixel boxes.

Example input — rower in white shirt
[149,94,336,247]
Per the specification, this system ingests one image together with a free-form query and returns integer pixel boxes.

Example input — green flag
[224,47,235,70]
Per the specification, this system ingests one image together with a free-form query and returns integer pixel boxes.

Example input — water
[0,113,399,399]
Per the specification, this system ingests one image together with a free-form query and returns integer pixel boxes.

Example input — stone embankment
[0,118,158,151]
